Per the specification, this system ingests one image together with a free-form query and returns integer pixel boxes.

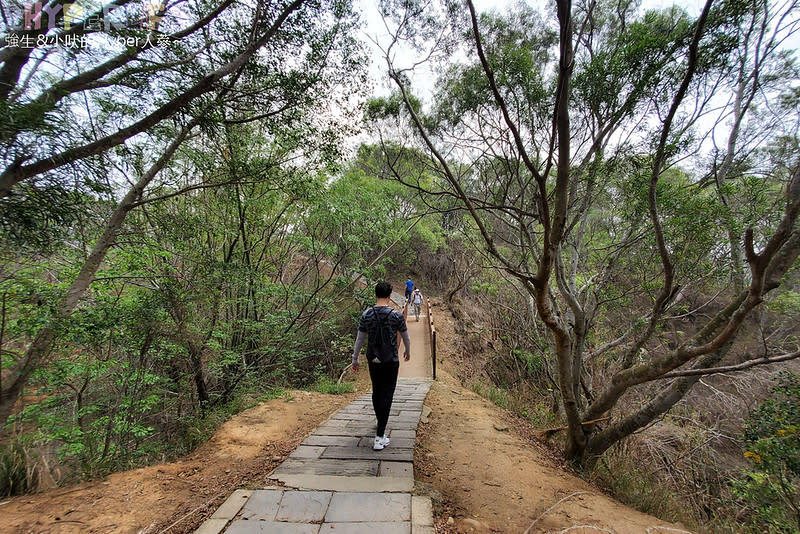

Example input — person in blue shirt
[404,279,414,303]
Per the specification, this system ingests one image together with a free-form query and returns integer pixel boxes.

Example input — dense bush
[735,373,800,532]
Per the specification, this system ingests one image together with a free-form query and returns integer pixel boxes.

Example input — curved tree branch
[658,350,800,379]
[0,0,306,199]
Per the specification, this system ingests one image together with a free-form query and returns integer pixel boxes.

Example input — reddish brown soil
[415,373,692,533]
[1,296,692,534]
[417,297,693,533]
[0,390,354,534]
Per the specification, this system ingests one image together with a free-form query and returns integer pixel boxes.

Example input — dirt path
[1,295,692,534]
[0,391,354,534]
[416,371,689,533]
[420,297,692,533]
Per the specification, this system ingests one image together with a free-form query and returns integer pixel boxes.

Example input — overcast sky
[351,0,798,164]
[355,0,798,102]
[355,0,713,100]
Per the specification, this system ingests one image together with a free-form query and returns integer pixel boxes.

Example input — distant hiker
[352,281,411,450]
[411,288,423,321]
[404,279,414,303]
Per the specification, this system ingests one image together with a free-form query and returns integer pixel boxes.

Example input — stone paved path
[196,305,434,534]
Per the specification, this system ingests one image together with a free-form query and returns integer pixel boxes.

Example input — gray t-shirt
[358,306,408,363]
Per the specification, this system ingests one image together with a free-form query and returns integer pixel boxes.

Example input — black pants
[368,360,399,437]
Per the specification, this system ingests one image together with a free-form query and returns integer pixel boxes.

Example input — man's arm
[351,329,366,372]
[400,329,411,361]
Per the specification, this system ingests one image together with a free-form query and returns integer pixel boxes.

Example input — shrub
[314,376,354,395]
[734,372,800,533]
[0,439,37,497]
[470,382,510,409]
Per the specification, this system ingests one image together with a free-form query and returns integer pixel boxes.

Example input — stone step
[196,379,433,533]
[196,490,433,533]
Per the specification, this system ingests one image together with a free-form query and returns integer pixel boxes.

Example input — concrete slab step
[270,475,414,492]
[196,491,432,533]
[196,380,433,533]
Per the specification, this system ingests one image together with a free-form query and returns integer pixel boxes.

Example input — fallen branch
[557,526,613,533]
[523,491,596,534]
[161,493,223,533]
[337,364,353,385]
[535,417,611,441]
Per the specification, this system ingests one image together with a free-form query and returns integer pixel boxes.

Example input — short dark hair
[375,281,392,298]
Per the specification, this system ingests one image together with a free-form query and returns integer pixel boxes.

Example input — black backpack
[367,306,396,363]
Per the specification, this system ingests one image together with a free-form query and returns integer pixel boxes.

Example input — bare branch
[658,350,800,379]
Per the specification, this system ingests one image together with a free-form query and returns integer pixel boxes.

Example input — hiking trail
[195,292,435,534]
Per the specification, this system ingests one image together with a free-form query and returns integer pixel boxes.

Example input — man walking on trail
[411,288,423,321]
[352,281,411,450]
[404,279,414,303]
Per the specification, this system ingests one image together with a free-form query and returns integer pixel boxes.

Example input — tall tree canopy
[375,0,800,466]
[0,0,366,425]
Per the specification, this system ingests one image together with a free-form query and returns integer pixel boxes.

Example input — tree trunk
[187,340,211,413]
[0,124,194,427]
[552,0,588,461]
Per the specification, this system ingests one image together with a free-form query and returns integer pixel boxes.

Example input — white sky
[352,0,799,162]
[355,0,798,102]
[355,0,709,101]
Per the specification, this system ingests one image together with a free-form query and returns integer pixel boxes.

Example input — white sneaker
[373,436,390,450]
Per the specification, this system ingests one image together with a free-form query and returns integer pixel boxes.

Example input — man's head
[375,281,392,299]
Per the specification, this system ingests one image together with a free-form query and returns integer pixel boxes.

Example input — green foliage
[469,281,500,296]
[433,5,555,130]
[574,5,692,121]
[11,349,171,478]
[0,266,61,346]
[520,402,559,428]
[0,439,38,498]
[768,292,800,319]
[259,387,293,403]
[734,373,800,532]
[0,141,377,481]
[0,0,376,497]
[470,382,510,409]
[0,182,92,252]
[313,376,355,395]
[310,142,446,276]
[513,349,545,375]
[366,91,423,120]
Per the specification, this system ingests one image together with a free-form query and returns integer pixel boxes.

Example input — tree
[700,0,800,292]
[0,0,364,425]
[377,0,800,466]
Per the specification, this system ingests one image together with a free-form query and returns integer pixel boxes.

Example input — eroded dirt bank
[415,371,690,533]
[0,390,352,534]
